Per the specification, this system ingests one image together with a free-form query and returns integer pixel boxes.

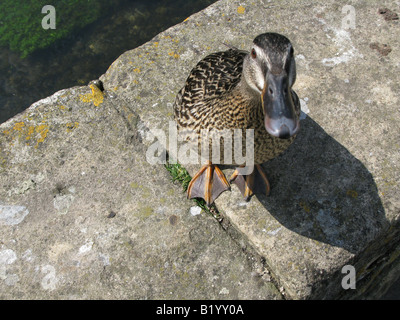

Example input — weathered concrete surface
[99,0,400,299]
[1,0,400,299]
[0,85,281,299]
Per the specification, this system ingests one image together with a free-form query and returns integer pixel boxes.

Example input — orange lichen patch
[90,84,104,106]
[79,84,104,107]
[153,41,159,47]
[13,122,25,131]
[168,51,180,59]
[133,68,141,73]
[35,124,49,148]
[25,126,35,140]
[237,5,245,14]
[2,121,49,148]
[161,35,179,43]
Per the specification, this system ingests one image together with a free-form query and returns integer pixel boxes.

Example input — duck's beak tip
[261,73,300,139]
[264,118,300,139]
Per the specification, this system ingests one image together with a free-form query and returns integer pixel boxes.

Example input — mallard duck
[173,33,300,206]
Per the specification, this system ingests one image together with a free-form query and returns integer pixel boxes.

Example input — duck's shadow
[255,116,387,254]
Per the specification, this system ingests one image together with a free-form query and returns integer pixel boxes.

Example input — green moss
[164,161,192,191]
[0,0,119,57]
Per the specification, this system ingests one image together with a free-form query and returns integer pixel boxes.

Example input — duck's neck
[234,77,264,127]
[236,75,259,101]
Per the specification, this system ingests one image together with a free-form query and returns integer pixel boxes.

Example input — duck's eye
[251,48,257,59]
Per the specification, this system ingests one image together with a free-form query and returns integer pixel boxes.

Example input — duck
[173,33,301,207]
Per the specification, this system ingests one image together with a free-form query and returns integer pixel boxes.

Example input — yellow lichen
[13,122,25,131]
[35,124,49,148]
[3,121,49,148]
[133,68,141,73]
[168,51,180,59]
[25,126,35,140]
[237,5,245,14]
[79,84,104,107]
[80,93,92,103]
[91,85,104,107]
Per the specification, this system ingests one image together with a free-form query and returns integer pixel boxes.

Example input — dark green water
[0,0,217,124]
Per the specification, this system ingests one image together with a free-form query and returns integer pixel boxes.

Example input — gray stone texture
[1,0,399,299]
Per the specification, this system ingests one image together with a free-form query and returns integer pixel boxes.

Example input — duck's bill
[261,73,300,139]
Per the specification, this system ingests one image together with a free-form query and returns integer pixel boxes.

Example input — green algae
[0,0,120,58]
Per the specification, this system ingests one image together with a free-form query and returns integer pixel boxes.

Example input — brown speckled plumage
[173,45,300,165]
[173,33,300,205]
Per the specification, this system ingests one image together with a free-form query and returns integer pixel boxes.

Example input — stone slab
[0,85,281,299]
[1,0,399,300]
[99,0,400,299]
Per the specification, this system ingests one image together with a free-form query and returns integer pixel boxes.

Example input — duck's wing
[174,49,247,119]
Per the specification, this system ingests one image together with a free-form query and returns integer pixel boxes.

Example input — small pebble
[190,206,202,216]
[107,211,116,218]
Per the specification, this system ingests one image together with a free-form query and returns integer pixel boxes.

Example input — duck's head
[243,33,300,139]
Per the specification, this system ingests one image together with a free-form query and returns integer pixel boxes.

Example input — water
[0,0,217,124]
